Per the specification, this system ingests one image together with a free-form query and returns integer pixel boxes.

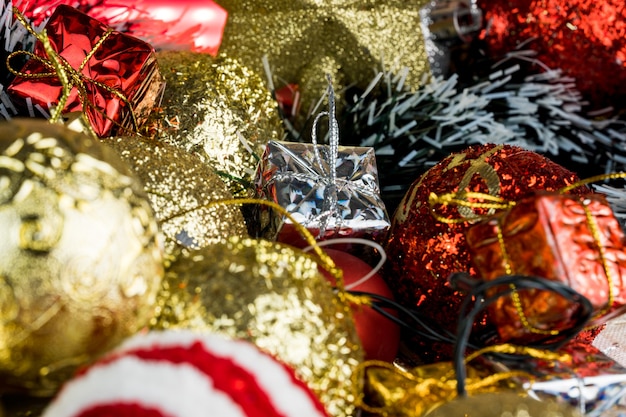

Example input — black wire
[346,290,459,345]
[345,273,593,397]
[450,273,594,397]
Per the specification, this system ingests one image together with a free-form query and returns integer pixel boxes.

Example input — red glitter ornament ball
[383,144,585,361]
[477,0,626,110]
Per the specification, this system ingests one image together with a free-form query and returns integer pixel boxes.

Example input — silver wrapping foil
[527,373,626,417]
[254,139,390,248]
[420,0,483,76]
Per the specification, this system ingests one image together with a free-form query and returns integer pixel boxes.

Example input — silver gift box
[254,140,390,248]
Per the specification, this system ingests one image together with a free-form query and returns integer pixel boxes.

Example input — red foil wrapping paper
[18,0,228,54]
[7,5,165,137]
[119,0,228,55]
[466,192,626,343]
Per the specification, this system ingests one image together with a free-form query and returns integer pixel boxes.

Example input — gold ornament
[216,0,431,120]
[145,51,284,197]
[103,136,248,262]
[0,119,164,395]
[425,392,582,417]
[151,236,364,417]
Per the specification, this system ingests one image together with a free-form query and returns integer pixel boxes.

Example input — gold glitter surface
[152,236,364,417]
[0,119,164,395]
[216,0,431,120]
[103,136,248,262]
[145,51,284,197]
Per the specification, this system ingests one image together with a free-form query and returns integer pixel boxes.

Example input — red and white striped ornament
[42,331,329,417]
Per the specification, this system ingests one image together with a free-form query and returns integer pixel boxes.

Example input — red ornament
[275,83,301,118]
[383,143,586,362]
[477,0,626,110]
[319,248,400,363]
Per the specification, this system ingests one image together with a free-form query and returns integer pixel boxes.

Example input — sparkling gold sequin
[0,119,164,395]
[217,0,431,121]
[103,136,248,263]
[145,51,284,197]
[152,236,363,417]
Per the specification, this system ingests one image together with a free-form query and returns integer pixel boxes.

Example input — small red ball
[319,248,400,363]
[383,143,585,362]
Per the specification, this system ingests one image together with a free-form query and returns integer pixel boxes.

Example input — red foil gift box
[8,5,165,137]
[466,192,626,343]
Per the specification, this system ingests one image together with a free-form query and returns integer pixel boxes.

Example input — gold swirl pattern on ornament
[396,145,504,224]
[152,237,363,417]
[0,120,163,394]
[431,170,626,336]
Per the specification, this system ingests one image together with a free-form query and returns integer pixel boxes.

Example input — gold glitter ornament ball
[103,136,248,261]
[425,393,582,417]
[145,51,284,197]
[0,119,164,395]
[216,0,431,122]
[151,236,364,417]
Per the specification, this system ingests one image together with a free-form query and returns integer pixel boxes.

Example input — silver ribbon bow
[310,75,340,237]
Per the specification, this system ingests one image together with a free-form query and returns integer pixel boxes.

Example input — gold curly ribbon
[6,7,139,134]
[428,191,515,224]
[558,172,626,194]
[353,343,571,417]
[429,172,626,336]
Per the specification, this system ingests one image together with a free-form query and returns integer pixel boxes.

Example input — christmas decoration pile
[3,0,626,416]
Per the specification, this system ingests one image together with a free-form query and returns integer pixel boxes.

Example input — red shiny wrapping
[18,0,227,55]
[466,192,626,343]
[120,0,228,55]
[383,144,585,363]
[7,5,165,137]
[19,1,146,27]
